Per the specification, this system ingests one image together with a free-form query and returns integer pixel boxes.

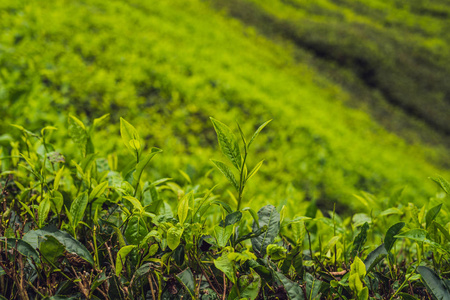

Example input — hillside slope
[212,0,450,149]
[0,0,448,214]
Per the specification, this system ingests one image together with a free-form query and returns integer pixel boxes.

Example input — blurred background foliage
[1,0,449,216]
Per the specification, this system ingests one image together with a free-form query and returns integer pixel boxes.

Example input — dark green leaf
[426,204,443,229]
[364,244,387,274]
[252,205,280,257]
[384,222,405,252]
[235,225,268,245]
[228,270,261,300]
[352,222,369,258]
[2,238,40,264]
[125,215,148,245]
[22,225,94,265]
[219,211,242,227]
[418,266,450,300]
[305,273,322,300]
[274,271,304,300]
[210,117,242,170]
[40,235,65,265]
[397,293,420,300]
[176,268,195,299]
[173,245,185,266]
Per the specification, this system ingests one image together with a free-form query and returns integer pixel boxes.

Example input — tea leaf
[246,160,264,182]
[274,271,304,300]
[124,196,144,212]
[40,235,65,265]
[68,115,88,155]
[352,222,369,258]
[248,119,272,148]
[210,117,242,170]
[89,181,108,201]
[175,268,195,299]
[53,166,65,190]
[23,226,94,265]
[430,176,450,194]
[426,203,443,229]
[251,205,280,256]
[228,270,261,300]
[178,192,192,224]
[364,244,387,274]
[167,225,184,250]
[418,266,450,300]
[116,245,136,277]
[213,253,236,284]
[70,192,88,228]
[305,272,322,300]
[219,211,242,227]
[38,196,51,228]
[214,224,233,247]
[120,118,140,156]
[211,159,239,191]
[384,222,405,252]
[133,147,162,187]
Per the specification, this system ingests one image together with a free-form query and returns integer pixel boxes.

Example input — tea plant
[0,116,449,299]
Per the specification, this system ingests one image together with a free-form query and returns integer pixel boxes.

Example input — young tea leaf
[70,192,88,228]
[211,159,239,191]
[178,192,192,225]
[132,147,162,187]
[38,196,51,228]
[120,117,140,156]
[213,253,236,284]
[246,160,264,182]
[210,117,242,170]
[214,224,233,248]
[68,115,88,155]
[430,176,450,194]
[167,225,184,250]
[248,119,272,148]
[115,245,136,277]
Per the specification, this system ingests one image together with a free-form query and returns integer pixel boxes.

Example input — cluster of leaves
[1,116,449,299]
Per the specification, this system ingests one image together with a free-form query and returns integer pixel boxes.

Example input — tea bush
[0,117,449,299]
